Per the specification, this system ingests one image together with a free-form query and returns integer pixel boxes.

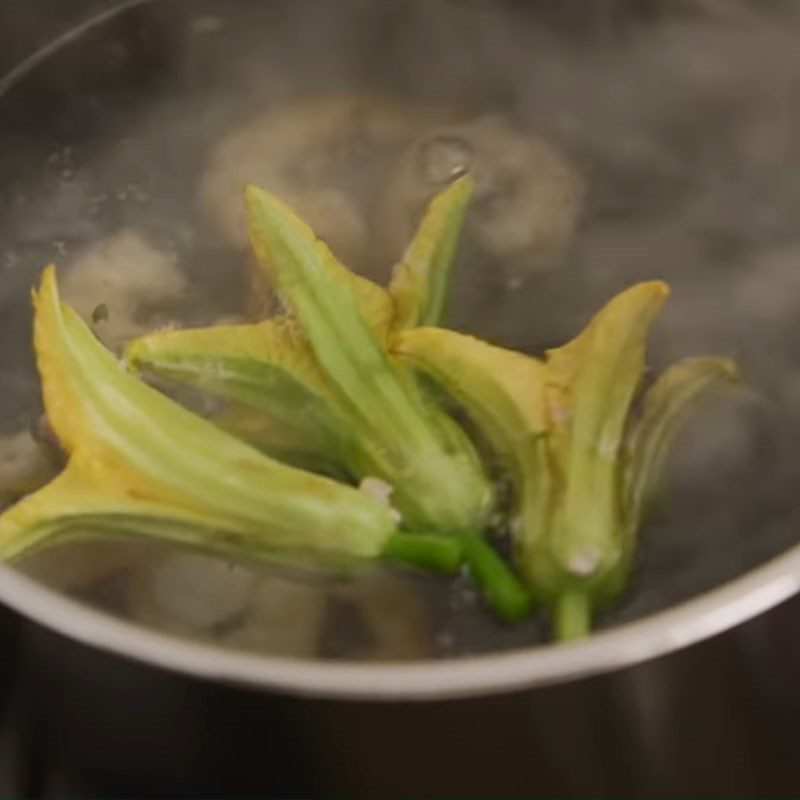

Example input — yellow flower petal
[5,266,396,563]
[546,281,669,580]
[389,175,475,331]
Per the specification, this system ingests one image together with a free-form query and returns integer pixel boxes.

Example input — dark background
[4,597,800,798]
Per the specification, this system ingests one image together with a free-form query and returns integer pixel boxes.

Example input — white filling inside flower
[359,476,402,524]
[566,546,601,577]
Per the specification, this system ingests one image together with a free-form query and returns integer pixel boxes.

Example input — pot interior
[1,0,799,667]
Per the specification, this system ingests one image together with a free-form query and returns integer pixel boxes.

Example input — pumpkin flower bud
[396,283,739,639]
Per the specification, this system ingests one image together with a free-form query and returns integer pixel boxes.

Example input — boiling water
[1,0,799,660]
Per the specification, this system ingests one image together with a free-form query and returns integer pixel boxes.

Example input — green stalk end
[553,591,592,641]
[463,536,533,622]
[382,533,464,574]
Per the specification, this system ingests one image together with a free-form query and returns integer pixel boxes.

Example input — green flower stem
[554,591,591,641]
[462,536,532,622]
[382,533,464,574]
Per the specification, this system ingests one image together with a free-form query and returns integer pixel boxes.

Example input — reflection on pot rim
[1,538,798,700]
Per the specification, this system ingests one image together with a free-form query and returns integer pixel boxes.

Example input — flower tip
[245,183,282,218]
[606,280,671,323]
[719,357,741,383]
[244,183,265,213]
[449,172,476,193]
[429,173,477,214]
[243,183,263,202]
[40,263,59,289]
[697,356,742,395]
[244,183,288,212]
[650,280,670,299]
[32,265,60,309]
[244,184,301,236]
[633,279,670,301]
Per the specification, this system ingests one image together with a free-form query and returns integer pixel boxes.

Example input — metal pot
[2,0,800,795]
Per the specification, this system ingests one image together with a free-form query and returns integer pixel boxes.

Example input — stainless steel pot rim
[1,541,798,700]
